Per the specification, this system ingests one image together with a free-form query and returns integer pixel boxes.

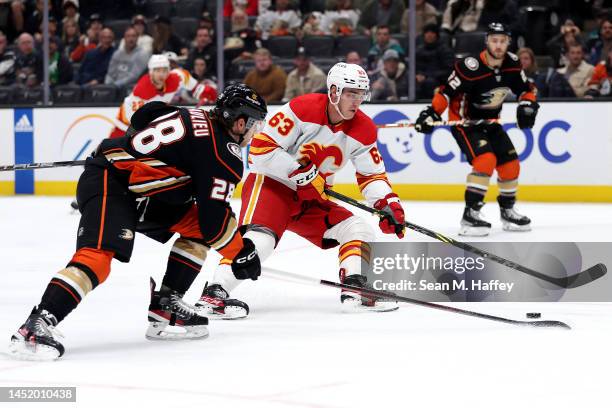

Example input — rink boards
[1,101,611,201]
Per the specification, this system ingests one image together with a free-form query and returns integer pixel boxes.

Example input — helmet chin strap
[328,90,351,121]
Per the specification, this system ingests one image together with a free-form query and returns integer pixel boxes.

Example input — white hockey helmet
[326,62,371,101]
[148,54,170,71]
[163,51,179,63]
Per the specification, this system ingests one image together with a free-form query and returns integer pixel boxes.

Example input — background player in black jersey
[9,84,268,361]
[415,23,539,236]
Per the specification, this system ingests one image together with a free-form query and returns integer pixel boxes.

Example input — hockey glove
[288,160,328,204]
[231,238,261,280]
[374,193,406,239]
[415,106,442,134]
[516,100,539,129]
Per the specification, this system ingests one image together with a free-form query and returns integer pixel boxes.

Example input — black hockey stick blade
[515,320,571,330]
[324,189,607,289]
[0,160,86,171]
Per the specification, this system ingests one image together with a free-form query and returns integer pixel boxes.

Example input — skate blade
[341,298,399,313]
[459,225,490,236]
[8,339,61,361]
[145,322,210,341]
[195,304,248,320]
[502,221,531,232]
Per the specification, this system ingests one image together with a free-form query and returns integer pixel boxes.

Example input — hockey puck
[526,312,541,319]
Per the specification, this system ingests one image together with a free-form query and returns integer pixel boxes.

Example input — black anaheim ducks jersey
[437,51,537,120]
[91,101,244,252]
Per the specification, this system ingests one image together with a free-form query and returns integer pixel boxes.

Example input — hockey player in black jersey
[415,23,539,236]
[9,84,268,360]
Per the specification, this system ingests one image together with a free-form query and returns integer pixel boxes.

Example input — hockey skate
[9,307,64,361]
[500,206,531,231]
[195,283,249,320]
[340,273,398,313]
[459,203,491,236]
[146,278,209,340]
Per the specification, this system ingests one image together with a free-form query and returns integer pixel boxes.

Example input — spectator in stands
[0,30,16,85]
[320,0,360,36]
[415,23,454,99]
[62,0,85,33]
[48,35,72,86]
[25,0,58,35]
[191,56,214,82]
[186,27,216,73]
[518,47,575,98]
[14,32,42,87]
[120,15,153,56]
[400,0,438,35]
[70,25,97,62]
[300,12,325,37]
[255,0,301,40]
[0,0,26,41]
[370,49,409,101]
[225,8,258,62]
[441,0,483,34]
[557,43,594,97]
[586,9,609,50]
[244,47,287,102]
[547,19,585,68]
[345,50,363,66]
[586,47,612,97]
[367,24,405,72]
[589,16,612,65]
[62,19,80,58]
[105,26,148,89]
[77,27,115,86]
[198,12,215,37]
[152,15,187,56]
[283,47,326,101]
[359,0,405,36]
[224,0,258,17]
[34,15,59,46]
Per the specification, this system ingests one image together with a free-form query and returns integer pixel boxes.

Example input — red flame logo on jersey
[299,143,344,179]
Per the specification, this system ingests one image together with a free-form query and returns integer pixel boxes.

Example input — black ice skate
[459,202,491,236]
[500,207,531,231]
[340,273,398,313]
[195,283,249,320]
[9,307,64,361]
[146,278,209,340]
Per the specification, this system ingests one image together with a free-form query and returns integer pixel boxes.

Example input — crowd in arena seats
[0,0,611,106]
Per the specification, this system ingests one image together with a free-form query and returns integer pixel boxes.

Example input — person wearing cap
[119,15,153,56]
[415,23,454,99]
[77,27,115,85]
[69,13,103,62]
[283,47,326,101]
[367,24,405,72]
[370,48,409,101]
[152,15,187,56]
[105,26,148,89]
[48,35,73,85]
[244,47,287,102]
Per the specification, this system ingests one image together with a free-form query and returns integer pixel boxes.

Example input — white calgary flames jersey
[114,69,206,131]
[249,93,392,204]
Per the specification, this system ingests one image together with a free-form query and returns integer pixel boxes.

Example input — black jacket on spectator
[528,69,575,98]
[154,34,185,55]
[359,0,405,33]
[415,39,455,84]
[187,44,217,73]
[546,32,585,68]
[477,0,524,38]
[77,46,115,85]
[14,49,43,86]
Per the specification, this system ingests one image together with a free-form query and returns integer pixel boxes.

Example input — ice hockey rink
[1,196,611,408]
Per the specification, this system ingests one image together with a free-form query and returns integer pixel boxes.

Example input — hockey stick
[0,160,86,172]
[263,266,571,330]
[376,118,501,129]
[325,189,607,289]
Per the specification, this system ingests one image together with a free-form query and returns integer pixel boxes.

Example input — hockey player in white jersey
[195,62,407,318]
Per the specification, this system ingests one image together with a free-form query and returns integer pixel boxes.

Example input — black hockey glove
[231,238,261,281]
[414,106,442,134]
[516,100,539,129]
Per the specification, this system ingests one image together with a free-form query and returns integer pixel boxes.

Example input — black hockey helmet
[212,83,267,130]
[487,22,511,38]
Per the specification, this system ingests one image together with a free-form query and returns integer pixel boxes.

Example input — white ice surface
[1,197,611,408]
